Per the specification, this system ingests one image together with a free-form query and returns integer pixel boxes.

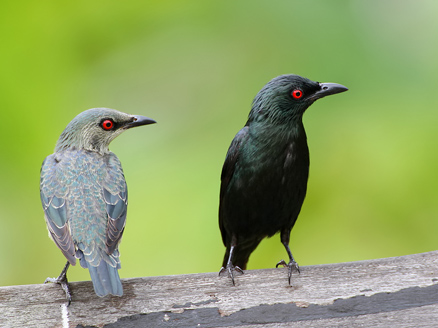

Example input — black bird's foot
[44,265,72,306]
[219,264,244,286]
[276,259,300,285]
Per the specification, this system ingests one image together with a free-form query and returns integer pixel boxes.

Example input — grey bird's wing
[103,153,128,255]
[40,155,76,265]
[219,126,249,245]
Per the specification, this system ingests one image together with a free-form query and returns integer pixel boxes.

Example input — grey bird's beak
[125,115,157,129]
[311,82,348,101]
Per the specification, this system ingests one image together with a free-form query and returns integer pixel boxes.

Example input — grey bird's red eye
[292,89,303,99]
[101,119,114,130]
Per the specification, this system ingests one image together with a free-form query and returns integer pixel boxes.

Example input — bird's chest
[237,137,309,191]
[225,137,309,236]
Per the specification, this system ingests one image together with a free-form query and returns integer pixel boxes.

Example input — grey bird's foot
[44,262,71,306]
[276,259,300,285]
[219,264,244,286]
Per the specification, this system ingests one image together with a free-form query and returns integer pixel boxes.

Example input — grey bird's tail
[88,260,123,297]
[77,244,123,297]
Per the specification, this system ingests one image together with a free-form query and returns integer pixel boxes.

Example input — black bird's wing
[219,126,249,246]
[40,156,77,265]
[103,153,128,255]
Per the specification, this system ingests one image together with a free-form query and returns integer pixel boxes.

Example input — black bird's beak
[125,115,157,129]
[311,82,348,101]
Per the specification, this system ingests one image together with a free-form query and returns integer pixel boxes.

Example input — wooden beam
[1,251,438,327]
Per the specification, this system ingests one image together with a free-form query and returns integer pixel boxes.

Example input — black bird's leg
[44,261,72,306]
[219,236,243,285]
[276,229,300,285]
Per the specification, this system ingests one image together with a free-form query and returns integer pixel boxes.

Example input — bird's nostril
[323,86,328,90]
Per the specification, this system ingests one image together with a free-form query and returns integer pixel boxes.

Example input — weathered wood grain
[1,251,437,328]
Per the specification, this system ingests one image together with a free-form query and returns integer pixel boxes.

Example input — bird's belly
[225,163,308,238]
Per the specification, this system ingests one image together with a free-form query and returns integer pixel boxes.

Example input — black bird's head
[249,74,348,125]
[55,108,156,154]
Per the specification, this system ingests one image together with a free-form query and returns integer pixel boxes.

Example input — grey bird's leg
[45,261,72,306]
[219,236,243,285]
[276,229,300,285]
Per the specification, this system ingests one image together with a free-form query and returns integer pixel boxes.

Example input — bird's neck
[249,119,307,146]
[55,133,110,155]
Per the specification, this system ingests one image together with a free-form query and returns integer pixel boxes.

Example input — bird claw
[276,259,300,285]
[219,265,244,285]
[45,276,72,306]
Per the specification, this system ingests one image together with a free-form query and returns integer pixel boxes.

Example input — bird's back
[41,149,127,296]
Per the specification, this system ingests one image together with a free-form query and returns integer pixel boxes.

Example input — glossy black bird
[219,74,348,284]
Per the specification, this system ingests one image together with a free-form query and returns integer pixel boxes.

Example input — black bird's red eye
[101,119,114,130]
[292,89,303,99]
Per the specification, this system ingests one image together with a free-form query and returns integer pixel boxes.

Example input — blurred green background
[1,0,437,287]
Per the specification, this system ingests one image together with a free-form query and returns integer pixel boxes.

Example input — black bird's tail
[222,240,261,270]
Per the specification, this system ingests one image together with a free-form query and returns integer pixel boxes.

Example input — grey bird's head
[249,74,348,124]
[55,108,156,154]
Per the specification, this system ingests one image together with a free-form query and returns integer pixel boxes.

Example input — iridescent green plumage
[219,75,348,285]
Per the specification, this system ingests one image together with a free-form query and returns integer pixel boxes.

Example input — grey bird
[219,74,348,284]
[40,107,156,304]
